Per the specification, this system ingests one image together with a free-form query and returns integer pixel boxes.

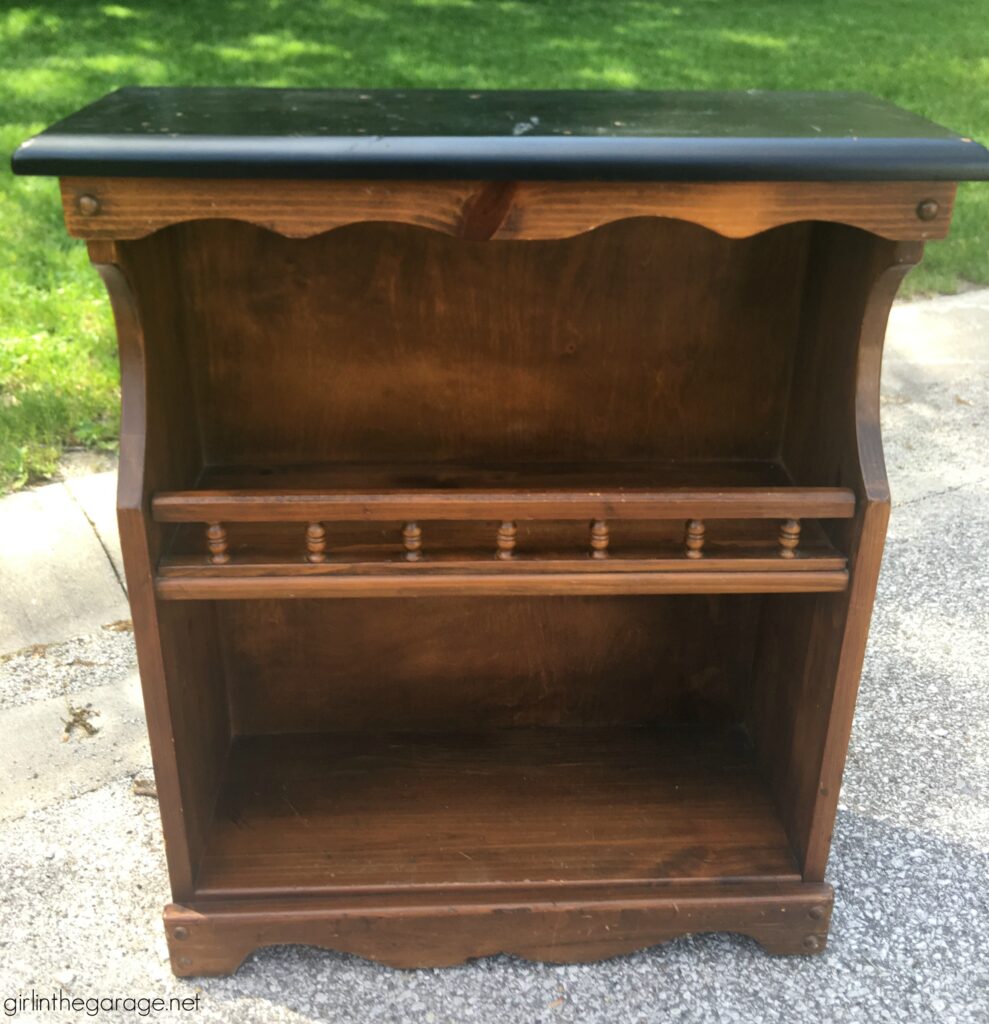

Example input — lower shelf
[195,727,800,899]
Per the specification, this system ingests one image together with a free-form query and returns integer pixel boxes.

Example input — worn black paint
[12,87,989,181]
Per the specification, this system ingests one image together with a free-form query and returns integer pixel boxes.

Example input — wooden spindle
[685,519,706,559]
[402,521,423,561]
[496,520,517,560]
[206,522,229,565]
[305,522,327,563]
[779,518,801,559]
[590,519,610,559]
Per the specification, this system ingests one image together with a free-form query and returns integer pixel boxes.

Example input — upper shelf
[12,88,989,182]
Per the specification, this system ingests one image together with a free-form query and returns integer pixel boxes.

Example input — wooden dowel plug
[496,520,517,560]
[779,519,801,559]
[206,522,230,565]
[305,522,327,563]
[590,519,610,559]
[403,522,423,561]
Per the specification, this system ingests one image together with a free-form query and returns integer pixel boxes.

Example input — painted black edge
[11,133,989,180]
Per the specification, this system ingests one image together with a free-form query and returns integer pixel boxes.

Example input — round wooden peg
[77,194,101,216]
[916,198,939,221]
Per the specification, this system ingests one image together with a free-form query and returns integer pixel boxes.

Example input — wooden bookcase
[14,88,989,976]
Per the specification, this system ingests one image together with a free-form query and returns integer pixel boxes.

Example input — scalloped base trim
[164,881,833,976]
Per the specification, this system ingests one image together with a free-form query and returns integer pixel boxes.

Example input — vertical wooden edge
[853,240,926,503]
[88,243,140,514]
[88,240,197,899]
[801,239,923,880]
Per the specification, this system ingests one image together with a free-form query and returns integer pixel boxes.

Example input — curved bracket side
[87,240,198,900]
[88,241,147,515]
[854,241,924,505]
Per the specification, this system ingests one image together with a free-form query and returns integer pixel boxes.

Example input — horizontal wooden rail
[158,553,849,577]
[155,568,849,600]
[152,487,855,523]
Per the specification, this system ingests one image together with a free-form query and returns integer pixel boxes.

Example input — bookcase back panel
[158,218,810,467]
[218,595,761,734]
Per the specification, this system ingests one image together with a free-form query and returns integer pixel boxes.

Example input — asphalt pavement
[0,290,986,1023]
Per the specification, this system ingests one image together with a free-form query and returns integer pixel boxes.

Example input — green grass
[2,0,988,491]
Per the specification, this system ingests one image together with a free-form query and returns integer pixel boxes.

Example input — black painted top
[12,87,989,181]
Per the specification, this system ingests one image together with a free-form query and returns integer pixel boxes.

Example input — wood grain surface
[164,880,833,974]
[195,727,799,896]
[78,164,941,973]
[62,177,956,241]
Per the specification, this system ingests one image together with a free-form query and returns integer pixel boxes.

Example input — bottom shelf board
[195,726,799,898]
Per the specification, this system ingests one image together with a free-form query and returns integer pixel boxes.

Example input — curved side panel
[88,239,230,902]
[88,241,197,897]
[63,178,955,243]
[853,243,925,503]
[748,227,924,880]
[800,239,922,879]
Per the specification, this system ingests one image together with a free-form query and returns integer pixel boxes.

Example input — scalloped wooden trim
[164,881,833,974]
[62,177,956,242]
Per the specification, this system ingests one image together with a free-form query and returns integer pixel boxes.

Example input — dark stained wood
[747,227,922,879]
[88,239,230,902]
[215,597,760,734]
[61,177,956,242]
[155,569,848,599]
[64,100,960,974]
[164,880,833,974]
[131,219,812,468]
[195,727,798,896]
[197,457,798,489]
[152,484,856,523]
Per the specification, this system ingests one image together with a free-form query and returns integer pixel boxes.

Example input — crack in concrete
[891,481,983,511]
[62,482,128,598]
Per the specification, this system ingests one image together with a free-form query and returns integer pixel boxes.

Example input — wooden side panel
[747,225,922,879]
[155,602,230,880]
[92,236,230,900]
[219,596,760,734]
[165,218,810,467]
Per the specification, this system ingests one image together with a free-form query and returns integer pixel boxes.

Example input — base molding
[164,881,833,976]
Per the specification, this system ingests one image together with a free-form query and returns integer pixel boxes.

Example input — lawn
[2,0,988,492]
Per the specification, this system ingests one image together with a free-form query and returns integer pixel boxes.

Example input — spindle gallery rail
[150,484,855,598]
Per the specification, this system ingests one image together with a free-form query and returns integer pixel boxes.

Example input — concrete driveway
[0,291,986,1023]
